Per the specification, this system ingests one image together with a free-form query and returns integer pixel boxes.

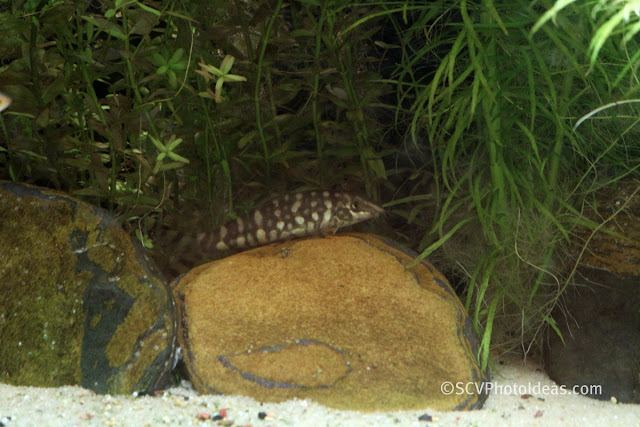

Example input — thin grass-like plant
[389,0,640,368]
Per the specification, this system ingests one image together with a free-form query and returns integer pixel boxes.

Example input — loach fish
[195,190,384,252]
[161,190,384,276]
[0,92,12,113]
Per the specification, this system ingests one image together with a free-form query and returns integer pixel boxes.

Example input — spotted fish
[197,190,384,252]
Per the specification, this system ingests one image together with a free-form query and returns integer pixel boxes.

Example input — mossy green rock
[0,182,177,394]
[173,232,488,411]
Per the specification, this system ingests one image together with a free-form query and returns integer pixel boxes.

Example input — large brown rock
[173,232,487,411]
[0,181,177,394]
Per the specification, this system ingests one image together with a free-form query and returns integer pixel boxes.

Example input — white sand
[0,357,637,426]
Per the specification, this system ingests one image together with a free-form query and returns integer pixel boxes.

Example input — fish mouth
[368,201,386,217]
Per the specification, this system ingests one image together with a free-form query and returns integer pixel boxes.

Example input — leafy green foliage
[388,0,640,367]
[0,0,393,266]
[151,47,188,90]
[196,56,246,105]
[149,134,189,174]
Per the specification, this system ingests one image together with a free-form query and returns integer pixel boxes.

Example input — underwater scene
[1,1,640,425]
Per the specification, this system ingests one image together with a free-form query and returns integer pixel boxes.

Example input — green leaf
[166,10,198,22]
[159,161,188,171]
[589,8,626,64]
[374,41,400,49]
[215,79,225,102]
[544,316,565,346]
[135,229,154,249]
[237,130,256,148]
[135,1,162,16]
[170,48,184,64]
[223,73,246,83]
[200,63,222,76]
[167,152,189,163]
[406,217,475,269]
[149,135,164,151]
[198,91,215,99]
[168,70,177,89]
[151,52,166,66]
[220,55,235,74]
[531,0,577,34]
[167,137,184,151]
[368,158,387,179]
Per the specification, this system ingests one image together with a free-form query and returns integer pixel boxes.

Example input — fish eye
[351,201,360,210]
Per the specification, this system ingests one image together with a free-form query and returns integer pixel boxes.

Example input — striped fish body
[197,191,384,252]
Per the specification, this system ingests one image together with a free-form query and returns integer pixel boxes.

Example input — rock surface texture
[173,232,488,411]
[544,179,640,403]
[0,181,177,394]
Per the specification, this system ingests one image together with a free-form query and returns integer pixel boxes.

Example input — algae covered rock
[173,232,488,411]
[0,181,177,394]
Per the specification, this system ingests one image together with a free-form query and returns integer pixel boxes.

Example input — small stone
[195,412,211,420]
[418,413,432,421]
